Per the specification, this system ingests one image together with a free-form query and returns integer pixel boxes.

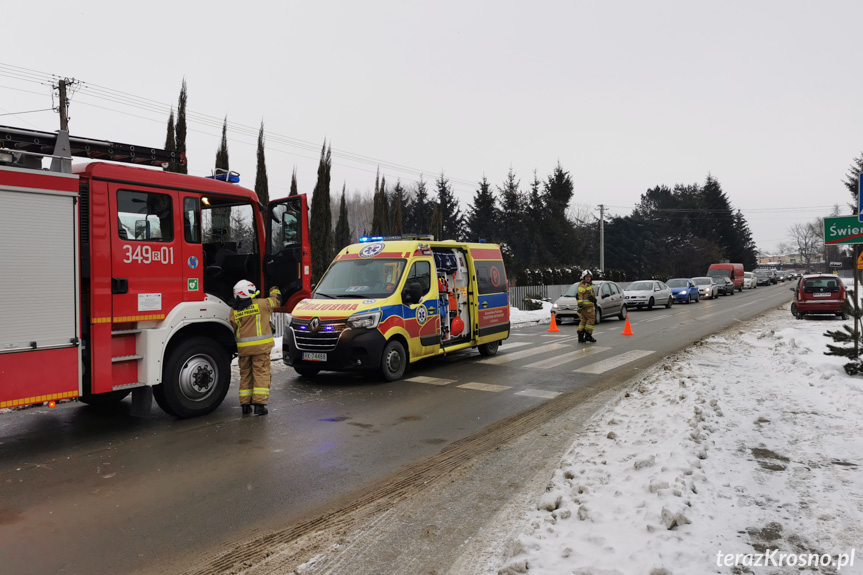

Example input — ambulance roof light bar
[359,234,435,242]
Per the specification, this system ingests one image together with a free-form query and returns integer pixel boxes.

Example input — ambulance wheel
[381,339,408,381]
[294,365,321,378]
[478,340,500,357]
[155,337,230,418]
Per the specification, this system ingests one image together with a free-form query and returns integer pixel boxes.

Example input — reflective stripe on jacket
[576,281,596,307]
[229,287,282,357]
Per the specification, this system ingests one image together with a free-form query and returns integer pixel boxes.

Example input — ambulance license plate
[303,352,327,362]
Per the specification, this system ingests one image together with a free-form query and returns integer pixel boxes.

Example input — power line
[0,65,486,196]
[0,108,53,117]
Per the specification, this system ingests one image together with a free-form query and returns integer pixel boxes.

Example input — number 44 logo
[188,278,199,291]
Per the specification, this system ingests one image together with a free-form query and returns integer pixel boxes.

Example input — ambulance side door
[402,258,440,359]
[471,250,510,342]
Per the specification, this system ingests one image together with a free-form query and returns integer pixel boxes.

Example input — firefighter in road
[230,280,282,415]
[576,270,598,343]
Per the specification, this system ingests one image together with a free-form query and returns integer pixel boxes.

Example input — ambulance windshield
[315,258,407,299]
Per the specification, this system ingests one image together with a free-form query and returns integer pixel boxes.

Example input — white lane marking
[523,346,611,369]
[515,389,561,399]
[698,298,763,321]
[641,315,672,323]
[574,350,654,374]
[406,376,456,386]
[481,340,576,365]
[458,382,512,392]
[500,341,531,349]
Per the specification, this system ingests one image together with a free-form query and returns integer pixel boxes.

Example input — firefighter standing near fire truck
[230,280,282,415]
[576,270,598,343]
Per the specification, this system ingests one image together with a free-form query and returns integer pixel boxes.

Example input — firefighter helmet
[582,269,593,278]
[233,280,258,299]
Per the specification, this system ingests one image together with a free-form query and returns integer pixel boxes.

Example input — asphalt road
[0,282,794,575]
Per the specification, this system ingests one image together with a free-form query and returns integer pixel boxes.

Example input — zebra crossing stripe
[406,376,456,386]
[458,382,512,392]
[498,341,531,350]
[515,389,561,399]
[574,350,654,374]
[523,346,611,369]
[482,340,575,365]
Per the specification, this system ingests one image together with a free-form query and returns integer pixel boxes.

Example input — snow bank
[510,300,554,328]
[499,306,863,575]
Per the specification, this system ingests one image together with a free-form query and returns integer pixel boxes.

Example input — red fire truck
[0,125,311,418]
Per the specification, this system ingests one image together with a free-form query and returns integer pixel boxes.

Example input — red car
[790,275,847,319]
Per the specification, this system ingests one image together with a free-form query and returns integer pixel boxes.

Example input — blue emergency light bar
[359,234,435,242]
[206,169,240,184]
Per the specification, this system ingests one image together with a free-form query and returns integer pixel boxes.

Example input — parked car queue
[551,270,793,326]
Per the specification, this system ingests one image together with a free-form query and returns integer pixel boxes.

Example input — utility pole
[598,204,605,273]
[54,78,77,131]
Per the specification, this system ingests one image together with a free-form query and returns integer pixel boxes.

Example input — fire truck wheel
[381,339,407,382]
[155,337,230,418]
[79,389,131,406]
[478,340,500,357]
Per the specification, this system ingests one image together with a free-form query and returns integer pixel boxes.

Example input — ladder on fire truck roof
[0,124,183,173]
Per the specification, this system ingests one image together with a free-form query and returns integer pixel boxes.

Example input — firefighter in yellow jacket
[230,280,282,415]
[576,270,598,344]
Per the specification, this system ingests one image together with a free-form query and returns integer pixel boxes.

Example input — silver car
[623,280,673,310]
[692,276,719,299]
[552,280,628,324]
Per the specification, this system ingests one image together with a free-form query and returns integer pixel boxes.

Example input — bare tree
[788,222,821,270]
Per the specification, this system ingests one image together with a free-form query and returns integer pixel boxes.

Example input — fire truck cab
[0,125,311,418]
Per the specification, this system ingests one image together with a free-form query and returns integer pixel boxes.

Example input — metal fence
[508,282,633,310]
[273,312,290,339]
[508,284,573,310]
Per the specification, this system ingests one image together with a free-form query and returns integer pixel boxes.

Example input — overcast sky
[2,1,860,253]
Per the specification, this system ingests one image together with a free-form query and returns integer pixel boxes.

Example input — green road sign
[824,215,863,244]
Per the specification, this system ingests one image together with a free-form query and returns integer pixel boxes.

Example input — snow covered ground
[495,304,863,575]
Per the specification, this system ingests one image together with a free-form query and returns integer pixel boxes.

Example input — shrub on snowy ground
[824,288,863,374]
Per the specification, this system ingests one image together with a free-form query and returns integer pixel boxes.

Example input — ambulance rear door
[469,246,510,343]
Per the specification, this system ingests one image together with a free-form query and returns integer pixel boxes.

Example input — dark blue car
[667,278,700,303]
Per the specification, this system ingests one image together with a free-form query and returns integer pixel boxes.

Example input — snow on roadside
[498,306,863,575]
[509,301,554,327]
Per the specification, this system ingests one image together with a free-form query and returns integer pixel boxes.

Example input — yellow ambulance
[282,237,510,381]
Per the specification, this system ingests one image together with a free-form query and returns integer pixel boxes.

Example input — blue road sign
[859,173,863,222]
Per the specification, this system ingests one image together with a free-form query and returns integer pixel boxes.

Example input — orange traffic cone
[548,311,560,332]
[621,315,634,336]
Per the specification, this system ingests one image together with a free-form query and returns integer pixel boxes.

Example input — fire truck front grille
[290,319,346,352]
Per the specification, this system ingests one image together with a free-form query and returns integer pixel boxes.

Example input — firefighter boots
[241,404,252,415]
[253,404,268,416]
[585,333,597,343]
[577,330,585,343]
